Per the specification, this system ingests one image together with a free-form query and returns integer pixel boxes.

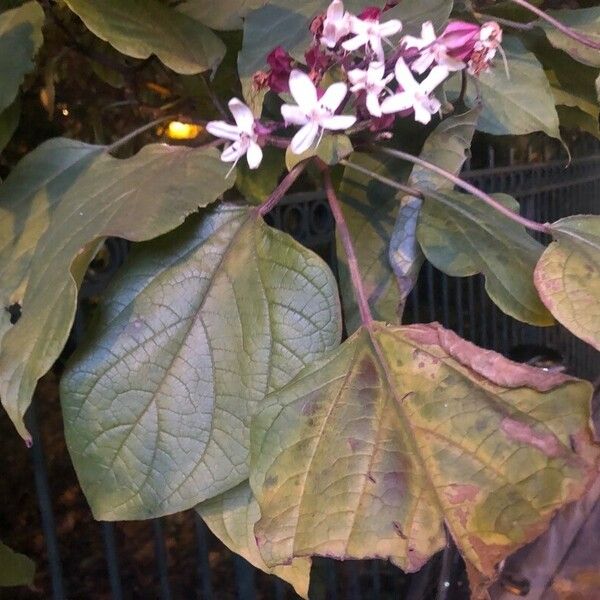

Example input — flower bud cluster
[207,1,503,171]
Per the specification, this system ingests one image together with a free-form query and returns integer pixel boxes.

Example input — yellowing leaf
[64,0,225,74]
[197,481,311,598]
[250,321,597,589]
[61,205,342,519]
[0,143,234,441]
[534,215,600,351]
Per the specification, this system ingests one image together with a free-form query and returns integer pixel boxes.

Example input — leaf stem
[473,11,535,31]
[509,0,600,50]
[320,163,373,326]
[257,161,307,216]
[373,146,551,234]
[107,115,177,153]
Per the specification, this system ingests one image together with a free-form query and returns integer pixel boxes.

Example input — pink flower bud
[358,6,382,21]
[266,46,294,93]
[439,20,480,61]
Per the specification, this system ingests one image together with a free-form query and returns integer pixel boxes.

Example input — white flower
[342,14,402,61]
[321,0,351,48]
[381,57,449,125]
[403,21,465,75]
[206,98,262,170]
[281,69,357,155]
[347,62,394,117]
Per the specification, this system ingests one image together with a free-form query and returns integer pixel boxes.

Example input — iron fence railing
[8,138,600,600]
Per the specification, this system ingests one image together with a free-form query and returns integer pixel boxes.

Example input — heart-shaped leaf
[418,191,553,326]
[250,321,596,588]
[0,142,233,441]
[197,481,311,598]
[0,1,44,113]
[534,215,600,351]
[64,0,225,74]
[61,204,342,519]
[453,36,561,141]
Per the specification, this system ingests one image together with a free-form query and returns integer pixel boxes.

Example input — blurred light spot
[166,121,202,140]
[61,107,69,116]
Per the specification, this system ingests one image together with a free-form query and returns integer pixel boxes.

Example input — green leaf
[197,481,311,598]
[0,541,34,587]
[390,108,481,313]
[418,191,553,326]
[0,98,20,153]
[534,216,600,351]
[454,36,561,140]
[64,0,226,74]
[540,8,600,68]
[557,105,600,138]
[177,0,267,31]
[0,1,44,113]
[236,146,285,205]
[0,141,234,441]
[61,204,342,519]
[285,135,353,171]
[386,0,453,36]
[250,321,596,586]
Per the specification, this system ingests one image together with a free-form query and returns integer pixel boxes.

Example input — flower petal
[246,141,263,169]
[342,33,368,52]
[366,92,382,117]
[206,121,241,141]
[290,121,319,154]
[381,92,413,114]
[228,98,255,134]
[421,21,436,43]
[422,65,450,94]
[320,82,348,112]
[321,114,357,131]
[281,104,309,126]
[378,19,402,37]
[411,52,435,75]
[327,0,344,20]
[394,57,418,91]
[347,68,367,86]
[413,102,432,125]
[289,69,318,113]
[221,142,244,162]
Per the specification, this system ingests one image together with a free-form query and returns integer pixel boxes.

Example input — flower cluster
[207,1,503,171]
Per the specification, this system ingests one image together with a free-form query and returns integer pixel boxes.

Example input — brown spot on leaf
[404,322,575,392]
[301,400,318,416]
[347,437,360,452]
[445,484,479,504]
[392,521,407,539]
[384,471,406,488]
[264,474,279,488]
[500,417,563,457]
[359,357,379,386]
[367,473,376,484]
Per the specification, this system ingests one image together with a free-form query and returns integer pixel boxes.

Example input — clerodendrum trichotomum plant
[1,0,600,596]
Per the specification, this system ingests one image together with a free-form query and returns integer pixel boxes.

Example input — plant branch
[509,0,600,50]
[257,161,307,216]
[107,115,176,152]
[342,154,551,234]
[473,11,535,31]
[319,162,373,326]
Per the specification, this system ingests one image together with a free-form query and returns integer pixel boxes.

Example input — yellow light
[166,121,202,140]
[61,107,69,116]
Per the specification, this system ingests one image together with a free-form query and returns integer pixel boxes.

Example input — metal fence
[9,136,600,600]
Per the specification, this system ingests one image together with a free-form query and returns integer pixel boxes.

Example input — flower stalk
[257,161,308,216]
[320,163,373,326]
